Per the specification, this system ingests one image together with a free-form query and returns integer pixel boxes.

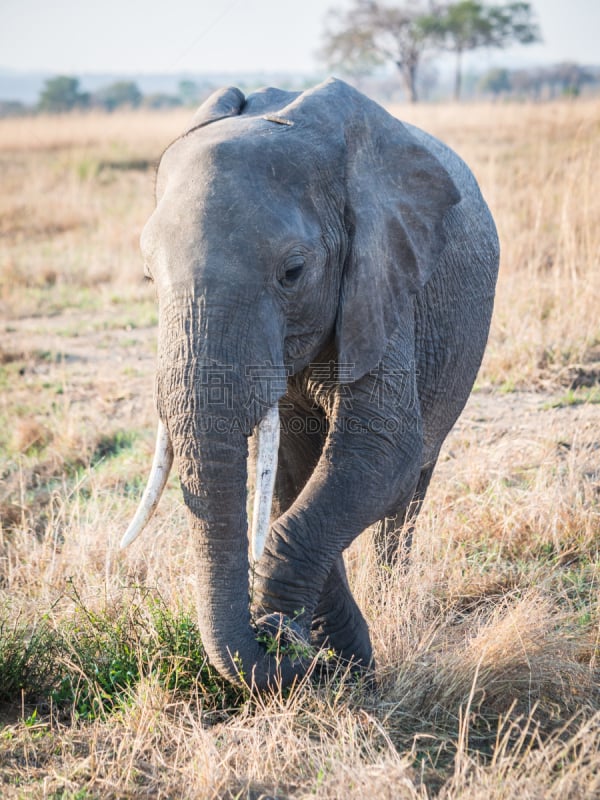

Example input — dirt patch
[3,307,600,465]
[2,307,599,541]
[2,308,155,377]
[440,388,600,478]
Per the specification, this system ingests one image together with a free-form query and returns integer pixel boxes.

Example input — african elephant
[121,78,499,690]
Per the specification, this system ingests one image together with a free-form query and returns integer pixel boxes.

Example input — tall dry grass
[0,99,599,797]
[0,110,191,319]
[391,100,600,389]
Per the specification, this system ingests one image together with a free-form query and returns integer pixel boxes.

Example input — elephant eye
[280,256,305,288]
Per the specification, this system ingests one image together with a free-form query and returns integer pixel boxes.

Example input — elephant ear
[185,86,246,133]
[278,79,460,380]
[337,86,461,379]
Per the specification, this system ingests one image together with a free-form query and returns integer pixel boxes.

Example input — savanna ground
[0,97,599,798]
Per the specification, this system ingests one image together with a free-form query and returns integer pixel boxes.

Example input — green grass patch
[0,427,146,533]
[0,611,62,705]
[11,286,104,318]
[0,589,245,720]
[53,587,244,718]
[90,431,136,467]
[0,362,18,390]
[54,302,158,337]
[499,379,516,394]
[544,386,600,409]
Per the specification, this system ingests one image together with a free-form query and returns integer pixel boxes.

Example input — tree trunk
[397,60,419,103]
[454,48,463,102]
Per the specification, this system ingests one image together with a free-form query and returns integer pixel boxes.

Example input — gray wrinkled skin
[141,78,499,689]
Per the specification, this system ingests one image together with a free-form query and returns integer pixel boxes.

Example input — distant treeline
[352,62,600,104]
[0,76,219,117]
[1,63,599,117]
[478,62,600,100]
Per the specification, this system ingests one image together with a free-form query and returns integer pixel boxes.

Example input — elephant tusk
[251,404,280,561]
[120,420,174,549]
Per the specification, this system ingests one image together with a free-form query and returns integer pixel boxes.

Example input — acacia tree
[321,1,540,102]
[422,1,540,100]
[320,0,439,103]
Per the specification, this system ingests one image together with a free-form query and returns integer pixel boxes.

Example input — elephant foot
[310,625,376,691]
[311,613,373,671]
[310,557,374,677]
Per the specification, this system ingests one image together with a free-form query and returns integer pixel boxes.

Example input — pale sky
[1,0,599,75]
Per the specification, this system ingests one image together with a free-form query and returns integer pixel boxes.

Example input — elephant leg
[271,400,326,520]
[254,398,372,663]
[311,555,373,668]
[373,461,436,568]
[255,330,424,637]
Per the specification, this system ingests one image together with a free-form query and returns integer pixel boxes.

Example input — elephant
[121,78,499,691]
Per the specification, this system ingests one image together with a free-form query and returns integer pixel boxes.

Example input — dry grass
[390,100,600,390]
[0,110,193,320]
[0,100,599,797]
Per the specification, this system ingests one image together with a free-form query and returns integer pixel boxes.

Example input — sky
[1,0,599,76]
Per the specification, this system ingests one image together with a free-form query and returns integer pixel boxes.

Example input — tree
[422,1,540,100]
[550,62,594,97]
[93,81,143,111]
[478,66,511,96]
[0,100,28,118]
[38,76,89,113]
[320,1,439,103]
[179,80,202,106]
[143,93,183,110]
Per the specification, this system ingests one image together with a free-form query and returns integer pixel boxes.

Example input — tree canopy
[38,76,90,113]
[321,0,541,102]
[320,0,434,103]
[93,81,143,111]
[421,1,541,99]
[480,62,596,100]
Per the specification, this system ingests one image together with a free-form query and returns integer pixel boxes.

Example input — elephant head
[122,79,461,689]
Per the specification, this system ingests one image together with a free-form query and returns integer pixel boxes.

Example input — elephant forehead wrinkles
[155,188,322,268]
[162,120,330,203]
[148,120,344,298]
[149,169,328,272]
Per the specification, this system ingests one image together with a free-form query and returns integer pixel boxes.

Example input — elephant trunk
[174,421,304,689]
[147,293,304,689]
[121,404,293,688]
